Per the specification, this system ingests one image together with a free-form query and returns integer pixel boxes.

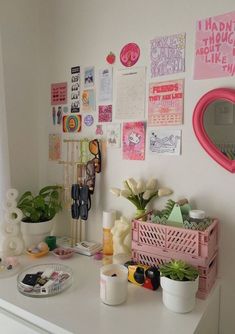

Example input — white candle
[100,264,128,306]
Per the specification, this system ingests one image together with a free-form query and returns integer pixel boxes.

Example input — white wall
[0,0,40,193]
[1,0,235,332]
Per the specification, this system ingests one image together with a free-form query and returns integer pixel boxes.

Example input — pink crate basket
[132,218,219,267]
[131,249,218,300]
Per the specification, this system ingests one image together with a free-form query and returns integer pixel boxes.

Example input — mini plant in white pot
[159,259,199,313]
[17,185,62,248]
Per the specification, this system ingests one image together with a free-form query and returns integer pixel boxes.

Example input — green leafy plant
[159,260,199,281]
[17,185,62,223]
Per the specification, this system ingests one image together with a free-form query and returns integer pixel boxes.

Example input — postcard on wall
[63,115,82,132]
[150,33,185,77]
[122,121,145,160]
[70,66,80,113]
[98,105,112,122]
[115,67,146,120]
[149,129,181,155]
[107,123,121,148]
[82,89,96,112]
[51,82,67,105]
[84,66,95,88]
[148,79,184,126]
[98,68,113,102]
[49,134,62,161]
[194,11,235,79]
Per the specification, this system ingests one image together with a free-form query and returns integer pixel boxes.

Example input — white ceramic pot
[20,218,55,248]
[160,276,199,313]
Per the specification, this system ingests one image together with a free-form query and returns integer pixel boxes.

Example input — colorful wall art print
[98,105,112,122]
[51,82,67,105]
[149,129,181,155]
[148,79,184,126]
[63,115,81,132]
[150,33,185,77]
[123,121,145,160]
[49,134,62,161]
[107,123,121,148]
[120,42,140,67]
[194,11,235,79]
[82,89,95,112]
[84,66,95,88]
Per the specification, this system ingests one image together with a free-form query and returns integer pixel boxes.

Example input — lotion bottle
[103,210,116,255]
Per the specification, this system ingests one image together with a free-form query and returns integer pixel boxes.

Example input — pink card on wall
[98,105,112,122]
[194,11,235,79]
[51,82,67,105]
[148,79,184,126]
[122,121,145,160]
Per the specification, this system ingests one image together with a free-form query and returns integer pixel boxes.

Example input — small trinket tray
[52,247,74,259]
[0,257,21,278]
[26,242,49,258]
[17,263,73,297]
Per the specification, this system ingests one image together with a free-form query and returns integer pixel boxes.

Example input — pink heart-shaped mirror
[193,88,235,173]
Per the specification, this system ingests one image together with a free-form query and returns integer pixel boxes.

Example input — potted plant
[159,259,199,313]
[17,185,62,248]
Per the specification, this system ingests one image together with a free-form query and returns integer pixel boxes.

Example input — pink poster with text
[148,79,184,126]
[194,11,235,79]
[122,121,145,160]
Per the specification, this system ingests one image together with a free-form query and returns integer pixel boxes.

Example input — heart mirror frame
[193,88,235,173]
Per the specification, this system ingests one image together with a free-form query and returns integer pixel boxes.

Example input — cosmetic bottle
[102,211,116,255]
[189,210,206,224]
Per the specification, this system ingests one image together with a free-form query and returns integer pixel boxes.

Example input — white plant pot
[160,276,199,313]
[20,218,55,248]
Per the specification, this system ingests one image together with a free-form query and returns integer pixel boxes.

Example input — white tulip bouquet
[110,178,172,217]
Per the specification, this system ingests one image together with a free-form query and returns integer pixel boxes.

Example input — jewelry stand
[58,138,96,245]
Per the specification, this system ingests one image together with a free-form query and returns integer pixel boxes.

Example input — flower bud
[158,187,172,197]
[136,180,146,194]
[146,178,158,191]
[120,189,131,198]
[126,178,138,195]
[110,188,121,197]
[143,190,152,200]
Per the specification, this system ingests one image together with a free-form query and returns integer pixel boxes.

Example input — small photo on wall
[107,123,121,148]
[82,89,96,112]
[149,129,181,155]
[123,121,145,160]
[84,66,95,88]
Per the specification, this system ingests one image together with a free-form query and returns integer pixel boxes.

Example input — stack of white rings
[2,189,24,255]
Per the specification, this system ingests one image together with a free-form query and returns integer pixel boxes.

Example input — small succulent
[159,260,199,281]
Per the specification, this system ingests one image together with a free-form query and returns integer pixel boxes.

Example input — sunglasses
[86,160,96,194]
[89,139,101,173]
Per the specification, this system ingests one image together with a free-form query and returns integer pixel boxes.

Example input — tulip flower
[110,178,173,215]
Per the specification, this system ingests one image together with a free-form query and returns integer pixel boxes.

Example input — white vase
[160,276,199,313]
[20,218,55,248]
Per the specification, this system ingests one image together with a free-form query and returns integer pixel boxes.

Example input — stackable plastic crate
[132,248,218,299]
[132,218,219,267]
[131,218,219,299]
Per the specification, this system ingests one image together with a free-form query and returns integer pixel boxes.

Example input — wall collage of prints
[49,10,235,162]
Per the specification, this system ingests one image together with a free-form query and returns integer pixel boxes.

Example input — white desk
[0,254,220,334]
